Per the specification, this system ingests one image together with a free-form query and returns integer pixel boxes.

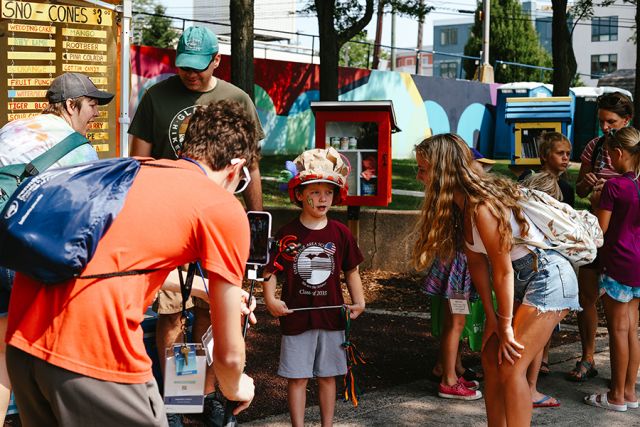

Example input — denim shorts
[512,248,580,312]
[599,274,640,303]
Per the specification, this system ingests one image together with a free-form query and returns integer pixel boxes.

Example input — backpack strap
[24,132,89,177]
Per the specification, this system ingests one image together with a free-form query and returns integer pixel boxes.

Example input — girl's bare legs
[482,335,506,427]
[500,306,567,427]
[572,268,600,378]
[287,378,308,427]
[317,376,336,427]
[602,294,637,404]
[0,316,10,426]
[440,303,467,386]
[624,298,640,403]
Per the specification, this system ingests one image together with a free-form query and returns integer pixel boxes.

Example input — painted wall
[130,45,499,159]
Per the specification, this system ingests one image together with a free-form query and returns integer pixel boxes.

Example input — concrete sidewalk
[246,334,640,426]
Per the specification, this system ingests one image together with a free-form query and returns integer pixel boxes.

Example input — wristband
[495,311,513,321]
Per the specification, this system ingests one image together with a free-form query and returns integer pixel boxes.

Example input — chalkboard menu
[1,0,118,157]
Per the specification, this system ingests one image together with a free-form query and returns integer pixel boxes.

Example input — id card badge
[201,325,214,366]
[164,343,206,413]
[449,293,470,315]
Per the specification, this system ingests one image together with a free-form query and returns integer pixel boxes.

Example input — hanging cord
[341,306,366,407]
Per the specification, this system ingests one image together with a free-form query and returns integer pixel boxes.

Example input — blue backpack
[0,157,154,283]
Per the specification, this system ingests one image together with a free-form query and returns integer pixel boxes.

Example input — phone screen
[247,211,272,265]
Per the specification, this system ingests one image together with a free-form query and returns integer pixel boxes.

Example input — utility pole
[372,0,384,69]
[390,4,396,70]
[478,0,494,83]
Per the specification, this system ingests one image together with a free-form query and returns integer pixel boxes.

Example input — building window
[592,16,618,41]
[440,28,458,46]
[591,54,617,78]
[440,61,458,78]
[406,57,414,66]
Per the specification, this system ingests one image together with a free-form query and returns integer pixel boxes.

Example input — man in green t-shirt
[128,26,264,427]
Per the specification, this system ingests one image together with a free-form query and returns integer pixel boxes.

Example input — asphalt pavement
[246,333,640,426]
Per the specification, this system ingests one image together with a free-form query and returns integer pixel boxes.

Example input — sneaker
[458,376,480,391]
[166,413,184,427]
[203,392,236,427]
[438,382,483,400]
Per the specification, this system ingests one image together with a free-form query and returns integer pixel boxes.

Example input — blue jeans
[512,248,580,312]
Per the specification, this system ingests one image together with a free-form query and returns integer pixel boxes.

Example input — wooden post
[347,205,360,244]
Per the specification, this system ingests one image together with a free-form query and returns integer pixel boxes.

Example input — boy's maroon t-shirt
[268,218,364,335]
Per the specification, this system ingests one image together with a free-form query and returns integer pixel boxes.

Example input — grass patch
[260,156,588,211]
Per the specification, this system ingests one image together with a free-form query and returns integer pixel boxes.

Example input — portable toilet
[492,82,553,159]
[571,86,633,161]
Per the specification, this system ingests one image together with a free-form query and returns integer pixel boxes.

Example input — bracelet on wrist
[495,311,513,321]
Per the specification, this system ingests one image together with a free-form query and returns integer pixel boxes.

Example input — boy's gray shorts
[278,329,347,379]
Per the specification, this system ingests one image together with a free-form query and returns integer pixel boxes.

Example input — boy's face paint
[297,182,335,218]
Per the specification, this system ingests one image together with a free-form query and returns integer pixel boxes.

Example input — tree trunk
[416,0,424,75]
[635,2,640,125]
[230,0,255,101]
[372,0,384,69]
[315,1,339,100]
[551,0,576,96]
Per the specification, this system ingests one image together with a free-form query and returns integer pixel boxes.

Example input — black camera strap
[178,263,197,343]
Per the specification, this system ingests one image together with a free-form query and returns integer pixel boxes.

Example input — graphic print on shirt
[168,105,197,157]
[293,242,336,293]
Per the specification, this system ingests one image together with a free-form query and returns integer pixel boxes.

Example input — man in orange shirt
[5,100,258,427]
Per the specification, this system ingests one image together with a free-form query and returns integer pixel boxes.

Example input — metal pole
[118,0,132,157]
[390,6,396,71]
[478,0,494,83]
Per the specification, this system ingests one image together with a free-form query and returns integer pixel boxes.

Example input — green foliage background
[463,0,552,83]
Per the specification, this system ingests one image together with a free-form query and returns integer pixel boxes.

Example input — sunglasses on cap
[230,158,251,194]
[178,59,215,73]
[596,93,627,110]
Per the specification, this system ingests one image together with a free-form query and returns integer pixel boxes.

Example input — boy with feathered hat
[263,147,366,426]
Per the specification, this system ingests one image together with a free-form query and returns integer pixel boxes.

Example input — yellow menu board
[1,0,118,158]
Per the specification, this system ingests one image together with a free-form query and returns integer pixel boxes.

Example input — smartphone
[247,211,272,266]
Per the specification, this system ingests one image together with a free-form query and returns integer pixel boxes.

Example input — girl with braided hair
[413,133,580,426]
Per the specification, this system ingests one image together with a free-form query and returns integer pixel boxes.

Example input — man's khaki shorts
[153,290,209,315]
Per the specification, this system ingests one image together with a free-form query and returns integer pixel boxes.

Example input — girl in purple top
[585,127,640,412]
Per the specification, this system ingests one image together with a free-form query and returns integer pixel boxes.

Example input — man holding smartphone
[6,100,258,427]
[128,26,265,427]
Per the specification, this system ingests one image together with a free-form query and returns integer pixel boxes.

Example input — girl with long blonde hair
[414,133,580,426]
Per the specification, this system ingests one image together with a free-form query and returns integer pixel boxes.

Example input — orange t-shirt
[6,159,249,384]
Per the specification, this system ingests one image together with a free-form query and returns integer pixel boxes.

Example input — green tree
[132,1,178,48]
[230,0,255,100]
[302,0,375,100]
[463,0,552,83]
[340,31,374,68]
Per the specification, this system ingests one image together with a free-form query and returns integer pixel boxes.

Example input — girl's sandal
[567,360,598,382]
[584,393,627,412]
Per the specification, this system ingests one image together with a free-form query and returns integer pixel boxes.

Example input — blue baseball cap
[470,147,495,165]
[175,26,219,70]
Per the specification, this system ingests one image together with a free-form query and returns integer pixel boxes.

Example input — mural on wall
[130,45,499,159]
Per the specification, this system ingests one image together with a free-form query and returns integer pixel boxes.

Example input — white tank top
[465,210,545,261]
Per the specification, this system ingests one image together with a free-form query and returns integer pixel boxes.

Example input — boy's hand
[230,373,255,415]
[265,299,292,317]
[347,302,365,319]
